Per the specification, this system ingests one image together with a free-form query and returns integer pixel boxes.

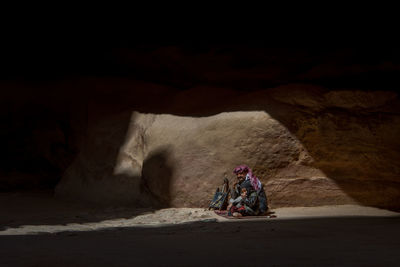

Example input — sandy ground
[1,191,400,266]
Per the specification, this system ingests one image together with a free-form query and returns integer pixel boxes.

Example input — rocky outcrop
[55,110,317,207]
[55,86,400,210]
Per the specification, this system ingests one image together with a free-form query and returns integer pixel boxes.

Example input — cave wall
[55,84,400,210]
[2,46,400,210]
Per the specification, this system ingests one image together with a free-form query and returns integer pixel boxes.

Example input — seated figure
[227,164,269,216]
[227,187,258,217]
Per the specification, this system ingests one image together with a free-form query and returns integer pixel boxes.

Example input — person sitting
[227,187,258,217]
[228,164,269,216]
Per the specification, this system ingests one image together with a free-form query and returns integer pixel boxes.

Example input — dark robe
[230,179,269,215]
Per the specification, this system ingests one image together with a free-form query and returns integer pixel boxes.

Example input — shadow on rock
[140,147,174,208]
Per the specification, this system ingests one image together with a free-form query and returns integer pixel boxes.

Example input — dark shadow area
[0,190,156,231]
[1,216,400,266]
[2,44,400,92]
[141,147,174,208]
[0,103,78,191]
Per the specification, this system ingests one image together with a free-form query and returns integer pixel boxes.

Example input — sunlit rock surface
[2,47,400,210]
[55,86,400,210]
[56,110,323,207]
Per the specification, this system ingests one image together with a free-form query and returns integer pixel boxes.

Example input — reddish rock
[55,86,400,210]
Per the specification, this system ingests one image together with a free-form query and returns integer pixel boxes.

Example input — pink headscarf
[233,164,262,191]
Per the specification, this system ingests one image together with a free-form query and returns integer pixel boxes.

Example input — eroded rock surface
[55,87,400,210]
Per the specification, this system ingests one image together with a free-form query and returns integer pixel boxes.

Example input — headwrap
[233,164,262,191]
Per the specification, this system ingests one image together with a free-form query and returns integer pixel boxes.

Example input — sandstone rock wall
[55,86,400,210]
[56,85,400,209]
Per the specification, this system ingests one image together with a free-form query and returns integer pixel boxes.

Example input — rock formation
[55,85,400,210]
[2,47,400,210]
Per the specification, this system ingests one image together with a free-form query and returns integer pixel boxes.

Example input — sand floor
[1,191,400,266]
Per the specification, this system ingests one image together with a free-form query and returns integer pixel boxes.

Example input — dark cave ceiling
[2,42,400,92]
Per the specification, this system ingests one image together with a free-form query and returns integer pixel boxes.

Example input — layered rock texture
[55,86,400,210]
[2,47,400,210]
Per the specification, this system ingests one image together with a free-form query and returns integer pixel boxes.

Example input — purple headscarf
[233,164,262,191]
